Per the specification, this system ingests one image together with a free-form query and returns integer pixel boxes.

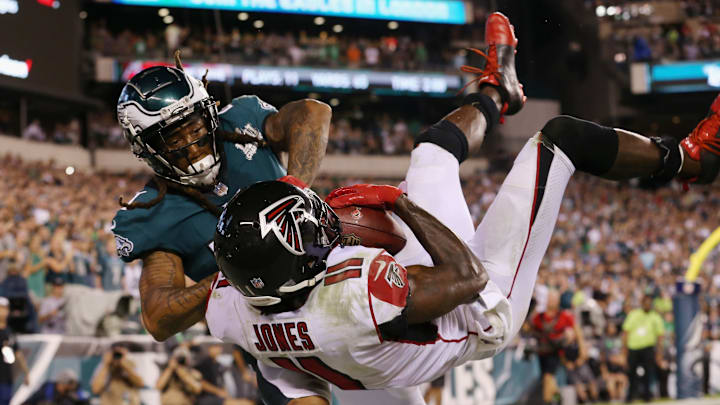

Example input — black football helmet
[214,181,342,307]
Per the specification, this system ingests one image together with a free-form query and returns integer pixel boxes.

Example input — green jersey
[112,95,286,281]
[623,308,664,350]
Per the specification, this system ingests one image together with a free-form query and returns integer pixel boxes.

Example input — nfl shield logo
[250,278,265,289]
[342,233,361,246]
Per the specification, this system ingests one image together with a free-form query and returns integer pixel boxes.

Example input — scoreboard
[0,0,81,97]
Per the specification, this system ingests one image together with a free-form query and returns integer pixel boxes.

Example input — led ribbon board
[631,60,720,93]
[107,0,470,24]
[118,60,462,96]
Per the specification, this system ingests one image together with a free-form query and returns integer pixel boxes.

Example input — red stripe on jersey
[216,279,230,288]
[297,357,366,390]
[270,357,305,374]
[324,269,361,286]
[204,273,220,314]
[368,283,383,344]
[390,331,479,346]
[326,258,364,274]
[507,143,541,299]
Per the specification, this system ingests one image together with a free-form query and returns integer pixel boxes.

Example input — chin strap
[277,269,327,294]
[243,295,282,307]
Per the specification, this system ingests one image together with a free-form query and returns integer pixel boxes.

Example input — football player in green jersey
[112,57,331,349]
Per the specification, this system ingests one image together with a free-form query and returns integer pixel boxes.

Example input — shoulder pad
[219,95,277,135]
[111,187,183,262]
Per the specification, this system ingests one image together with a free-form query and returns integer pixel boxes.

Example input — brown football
[333,205,407,255]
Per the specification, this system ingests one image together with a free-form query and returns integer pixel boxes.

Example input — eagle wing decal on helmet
[258,195,307,255]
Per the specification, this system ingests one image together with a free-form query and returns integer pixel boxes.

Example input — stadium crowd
[2,154,720,402]
[16,110,423,155]
[87,20,471,73]
[599,0,720,63]
[609,17,720,63]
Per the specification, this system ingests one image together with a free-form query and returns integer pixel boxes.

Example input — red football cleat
[461,12,526,117]
[681,94,720,184]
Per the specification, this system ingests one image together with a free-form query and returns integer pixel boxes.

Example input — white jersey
[206,245,511,396]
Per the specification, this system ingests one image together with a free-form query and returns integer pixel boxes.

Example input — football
[333,205,407,255]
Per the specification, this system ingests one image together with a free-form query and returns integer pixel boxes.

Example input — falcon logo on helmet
[259,195,311,255]
[214,181,343,308]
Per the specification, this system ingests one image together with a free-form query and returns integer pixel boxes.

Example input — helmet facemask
[275,189,342,296]
[132,98,221,187]
[117,65,223,189]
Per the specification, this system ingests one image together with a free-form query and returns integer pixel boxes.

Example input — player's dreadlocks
[118,51,269,217]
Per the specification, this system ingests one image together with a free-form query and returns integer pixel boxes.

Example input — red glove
[278,175,308,189]
[325,184,403,210]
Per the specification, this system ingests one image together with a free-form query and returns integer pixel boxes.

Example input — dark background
[0,0,81,97]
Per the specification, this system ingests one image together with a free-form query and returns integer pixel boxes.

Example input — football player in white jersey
[207,12,714,405]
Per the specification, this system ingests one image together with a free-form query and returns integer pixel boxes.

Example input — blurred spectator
[23,369,89,405]
[622,294,665,402]
[194,343,253,405]
[44,232,74,284]
[21,120,46,142]
[657,311,674,398]
[0,296,29,405]
[230,347,257,403]
[530,290,576,404]
[96,239,124,292]
[38,278,66,334]
[600,322,627,402]
[0,264,36,334]
[561,326,599,403]
[95,296,139,337]
[423,376,444,405]
[24,235,47,301]
[156,345,203,405]
[90,344,144,405]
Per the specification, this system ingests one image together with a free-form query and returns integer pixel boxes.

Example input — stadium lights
[158,8,169,17]
[333,24,343,33]
[79,10,87,19]
[238,12,249,21]
[65,166,75,176]
[595,5,606,17]
[314,16,325,25]
[329,98,340,107]
[163,15,174,24]
[388,21,399,30]
[253,19,264,29]
[639,4,653,15]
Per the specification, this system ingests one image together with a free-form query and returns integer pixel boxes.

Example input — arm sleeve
[257,362,331,402]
